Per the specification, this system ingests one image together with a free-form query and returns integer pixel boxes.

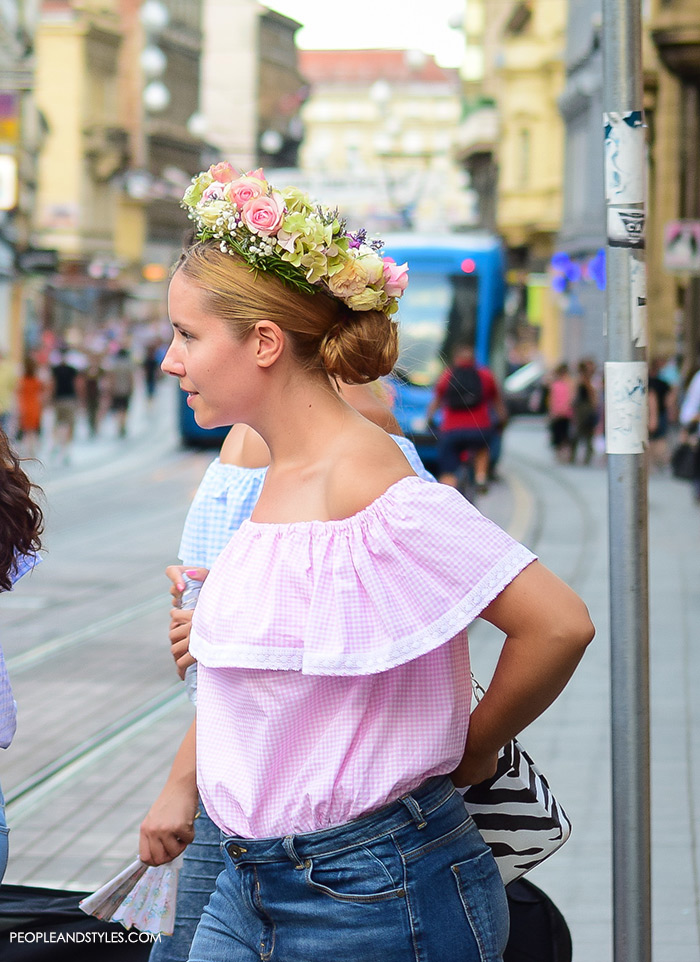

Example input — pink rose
[208,162,236,183]
[382,257,409,297]
[201,182,227,202]
[241,191,285,236]
[246,167,267,181]
[227,175,267,209]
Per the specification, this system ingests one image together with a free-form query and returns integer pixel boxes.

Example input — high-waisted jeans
[188,775,509,962]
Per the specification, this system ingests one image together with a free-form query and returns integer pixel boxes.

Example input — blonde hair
[176,241,399,384]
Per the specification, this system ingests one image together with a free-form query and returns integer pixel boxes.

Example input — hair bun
[320,308,398,384]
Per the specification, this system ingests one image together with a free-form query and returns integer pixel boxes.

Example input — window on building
[517,127,531,187]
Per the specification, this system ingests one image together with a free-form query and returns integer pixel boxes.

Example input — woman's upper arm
[479,559,594,649]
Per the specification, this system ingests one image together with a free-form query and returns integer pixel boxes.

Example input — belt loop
[400,793,427,829]
[282,835,305,868]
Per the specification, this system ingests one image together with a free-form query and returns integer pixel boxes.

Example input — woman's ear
[253,320,285,368]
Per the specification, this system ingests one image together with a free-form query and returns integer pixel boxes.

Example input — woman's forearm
[453,560,594,785]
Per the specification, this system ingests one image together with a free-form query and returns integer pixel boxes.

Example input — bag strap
[471,672,486,701]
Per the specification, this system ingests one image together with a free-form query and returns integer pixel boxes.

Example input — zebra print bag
[457,681,572,885]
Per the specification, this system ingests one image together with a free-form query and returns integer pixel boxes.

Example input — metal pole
[601,0,651,960]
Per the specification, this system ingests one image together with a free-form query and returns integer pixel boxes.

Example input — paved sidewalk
[482,420,700,962]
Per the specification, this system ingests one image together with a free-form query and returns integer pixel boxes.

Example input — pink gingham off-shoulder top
[189,475,536,838]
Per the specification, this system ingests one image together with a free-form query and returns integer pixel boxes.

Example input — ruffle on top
[189,475,536,676]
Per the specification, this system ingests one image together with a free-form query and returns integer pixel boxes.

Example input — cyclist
[428,342,506,493]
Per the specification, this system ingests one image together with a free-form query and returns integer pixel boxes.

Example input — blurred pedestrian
[49,346,83,465]
[678,366,700,502]
[136,164,593,962]
[647,356,676,470]
[0,427,43,882]
[16,356,45,458]
[547,363,574,463]
[427,341,503,493]
[106,347,134,438]
[570,359,599,465]
[143,342,161,403]
[0,350,17,435]
[83,354,106,438]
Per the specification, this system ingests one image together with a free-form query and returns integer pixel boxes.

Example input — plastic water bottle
[179,574,202,704]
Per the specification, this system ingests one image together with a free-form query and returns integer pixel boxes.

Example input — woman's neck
[253,374,356,471]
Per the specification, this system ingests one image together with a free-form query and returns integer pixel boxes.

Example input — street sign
[663,219,700,275]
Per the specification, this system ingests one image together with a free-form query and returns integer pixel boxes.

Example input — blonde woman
[156,164,594,961]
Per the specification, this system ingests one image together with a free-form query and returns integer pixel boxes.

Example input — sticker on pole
[607,207,645,248]
[604,112,645,205]
[630,255,647,347]
[604,361,648,454]
[604,111,646,248]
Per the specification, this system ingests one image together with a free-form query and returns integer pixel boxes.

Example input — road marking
[504,471,536,544]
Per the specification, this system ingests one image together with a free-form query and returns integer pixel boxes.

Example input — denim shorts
[188,775,509,962]
[438,428,495,475]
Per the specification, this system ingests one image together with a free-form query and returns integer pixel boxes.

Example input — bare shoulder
[219,424,270,468]
[326,423,415,520]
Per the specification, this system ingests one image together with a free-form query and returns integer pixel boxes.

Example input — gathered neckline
[242,474,422,532]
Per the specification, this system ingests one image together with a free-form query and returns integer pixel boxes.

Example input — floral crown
[181,163,408,316]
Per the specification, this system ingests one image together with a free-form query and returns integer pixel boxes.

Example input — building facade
[297,49,471,232]
[556,0,700,370]
[31,0,208,331]
[650,0,700,374]
[200,0,304,172]
[457,0,568,365]
[34,0,130,330]
[555,0,606,365]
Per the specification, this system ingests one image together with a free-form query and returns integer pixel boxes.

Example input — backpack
[505,878,573,962]
[444,364,484,410]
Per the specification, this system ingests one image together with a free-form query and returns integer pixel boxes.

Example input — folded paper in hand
[79,856,183,936]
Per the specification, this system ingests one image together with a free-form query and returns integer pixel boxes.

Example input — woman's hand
[139,780,198,866]
[169,608,196,678]
[165,564,209,605]
[165,565,209,677]
[450,744,499,789]
[139,723,198,866]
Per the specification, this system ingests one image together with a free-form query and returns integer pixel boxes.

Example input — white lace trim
[191,544,535,676]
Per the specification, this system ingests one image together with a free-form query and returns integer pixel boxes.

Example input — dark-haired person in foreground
[0,428,43,881]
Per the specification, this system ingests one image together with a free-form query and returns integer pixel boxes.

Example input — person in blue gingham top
[144,386,435,962]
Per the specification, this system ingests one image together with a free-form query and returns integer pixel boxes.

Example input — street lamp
[140,44,167,79]
[139,0,169,33]
[139,1,170,114]
[143,81,170,112]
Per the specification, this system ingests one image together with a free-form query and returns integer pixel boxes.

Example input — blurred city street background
[1,0,700,960]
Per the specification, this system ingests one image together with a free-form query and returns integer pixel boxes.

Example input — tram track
[6,594,167,675]
[5,685,187,823]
